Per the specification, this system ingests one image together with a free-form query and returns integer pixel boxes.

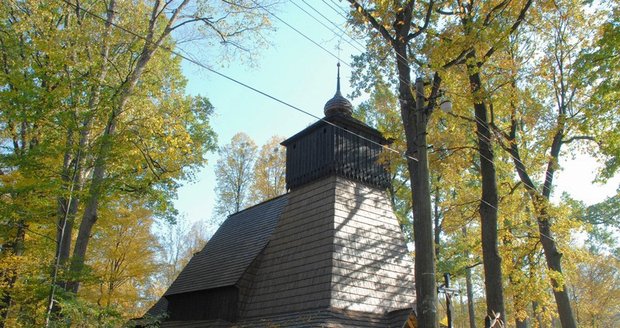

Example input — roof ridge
[225,193,288,218]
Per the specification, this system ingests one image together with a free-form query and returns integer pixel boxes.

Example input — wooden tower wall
[240,175,414,319]
[283,115,391,191]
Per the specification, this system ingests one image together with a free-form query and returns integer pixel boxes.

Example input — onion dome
[324,63,353,116]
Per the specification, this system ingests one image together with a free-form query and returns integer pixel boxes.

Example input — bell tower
[241,65,415,320]
[155,65,416,327]
[281,63,391,191]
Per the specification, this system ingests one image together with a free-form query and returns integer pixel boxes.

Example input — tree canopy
[346,0,619,326]
[0,0,618,326]
[0,0,272,325]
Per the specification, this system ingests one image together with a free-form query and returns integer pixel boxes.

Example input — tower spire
[324,63,353,116]
[336,62,341,95]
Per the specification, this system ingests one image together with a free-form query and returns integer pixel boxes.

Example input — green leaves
[251,136,286,203]
[0,0,222,324]
[213,132,258,222]
[576,7,620,180]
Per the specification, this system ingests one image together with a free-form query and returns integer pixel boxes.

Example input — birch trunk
[68,0,189,293]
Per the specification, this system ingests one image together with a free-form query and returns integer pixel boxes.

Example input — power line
[56,0,582,251]
[290,0,364,54]
[447,148,565,248]
[254,0,423,94]
[452,109,559,184]
[54,0,418,163]
[323,0,351,21]
[296,0,366,51]
[435,88,558,184]
[249,0,347,66]
[318,0,421,72]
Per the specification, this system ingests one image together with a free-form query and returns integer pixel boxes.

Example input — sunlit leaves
[0,0,223,324]
[80,200,159,319]
[251,135,286,203]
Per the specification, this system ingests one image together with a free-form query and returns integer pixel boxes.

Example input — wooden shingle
[164,195,288,296]
[237,176,415,321]
[151,91,420,326]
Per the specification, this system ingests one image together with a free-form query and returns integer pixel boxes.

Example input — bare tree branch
[442,48,473,68]
[483,0,511,26]
[347,0,396,45]
[482,0,533,62]
[408,0,435,40]
[561,135,597,145]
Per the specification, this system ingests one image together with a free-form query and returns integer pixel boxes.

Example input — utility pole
[445,273,453,328]
[439,273,460,328]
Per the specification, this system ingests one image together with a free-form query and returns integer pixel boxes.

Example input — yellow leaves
[0,254,26,280]
[546,269,567,292]
[251,135,286,203]
[80,199,159,318]
[566,251,620,326]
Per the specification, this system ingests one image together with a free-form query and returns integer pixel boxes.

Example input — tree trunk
[56,128,77,268]
[434,183,441,258]
[538,130,577,328]
[342,2,440,324]
[394,40,439,327]
[532,302,544,328]
[401,76,438,328]
[465,265,477,328]
[507,115,577,328]
[56,198,78,267]
[536,206,576,328]
[52,0,116,298]
[466,54,506,327]
[463,227,477,328]
[512,274,528,328]
[0,220,26,327]
[67,0,189,293]
[511,261,528,328]
[68,109,118,294]
[444,273,453,328]
[56,86,107,268]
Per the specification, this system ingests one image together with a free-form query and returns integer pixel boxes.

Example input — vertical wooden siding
[285,122,390,190]
[165,287,238,322]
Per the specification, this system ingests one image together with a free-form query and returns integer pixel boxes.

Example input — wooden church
[146,68,417,327]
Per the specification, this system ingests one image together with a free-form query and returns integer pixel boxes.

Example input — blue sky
[173,1,362,231]
[172,1,619,231]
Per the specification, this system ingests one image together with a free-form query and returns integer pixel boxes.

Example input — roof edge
[281,114,390,147]
[224,193,289,218]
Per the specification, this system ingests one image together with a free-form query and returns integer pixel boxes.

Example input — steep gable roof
[164,195,288,296]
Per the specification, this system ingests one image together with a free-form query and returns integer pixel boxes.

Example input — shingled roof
[145,72,419,327]
[164,195,288,296]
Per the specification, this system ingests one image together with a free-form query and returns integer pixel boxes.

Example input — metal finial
[324,62,352,116]
[336,62,341,95]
